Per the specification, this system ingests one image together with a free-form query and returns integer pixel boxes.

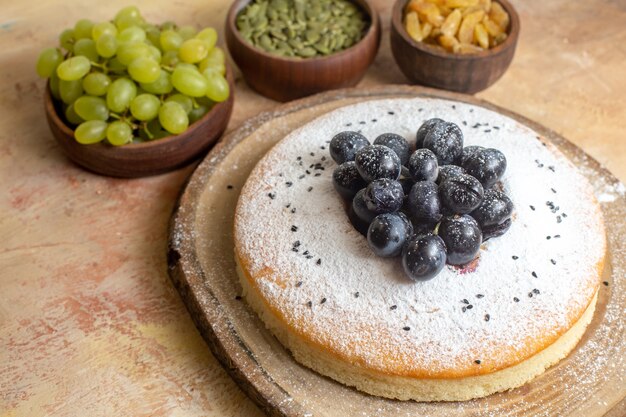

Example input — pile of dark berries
[330,119,514,281]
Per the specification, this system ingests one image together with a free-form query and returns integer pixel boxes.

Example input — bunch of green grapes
[36,6,230,146]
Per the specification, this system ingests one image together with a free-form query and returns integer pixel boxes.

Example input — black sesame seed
[354,292,360,298]
[547,236,551,240]
[321,156,326,161]
[303,250,309,256]
[475,360,481,364]
[359,121,365,125]
[298,175,305,179]
[403,326,410,331]
[469,109,474,112]
[278,173,283,177]
[268,192,276,199]
[227,185,233,189]
[314,173,321,177]
[292,247,299,252]
[286,181,293,187]
[514,297,520,302]
[462,121,468,126]
[286,203,291,208]
[551,188,557,193]
[557,216,562,223]
[548,166,555,172]
[390,305,397,310]
[291,208,296,213]
[462,306,467,312]
[293,240,301,247]
[462,299,469,304]
[512,255,519,260]
[467,304,473,310]
[532,271,538,278]
[316,258,321,265]
[296,156,302,161]
[346,123,352,127]
[320,145,326,150]
[562,213,567,218]
[388,111,395,115]
[551,259,556,265]
[372,119,377,122]
[530,205,535,211]
[419,108,423,112]
[452,105,456,109]
[484,129,492,133]
[307,301,312,307]
[235,295,242,300]
[307,186,313,192]
[305,255,313,259]
[320,297,327,304]
[554,234,561,238]
[310,152,315,157]
[528,292,533,298]
[296,281,303,287]
[476,294,484,299]
[494,126,500,130]
[484,314,490,322]
[305,170,311,175]
[533,288,540,294]
[603,281,609,286]
[291,225,298,232]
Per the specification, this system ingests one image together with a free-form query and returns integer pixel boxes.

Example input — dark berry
[462,148,507,189]
[438,215,482,265]
[436,165,466,184]
[352,189,377,225]
[407,181,442,224]
[415,118,444,149]
[470,189,514,229]
[402,234,447,281]
[355,145,402,182]
[439,174,484,214]
[374,133,410,165]
[482,218,512,241]
[329,131,369,164]
[460,145,485,166]
[408,148,439,182]
[367,212,414,257]
[332,161,366,200]
[423,122,464,165]
[364,179,404,214]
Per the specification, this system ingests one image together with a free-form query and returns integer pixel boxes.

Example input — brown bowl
[390,0,520,94]
[44,67,235,178]
[225,0,381,102]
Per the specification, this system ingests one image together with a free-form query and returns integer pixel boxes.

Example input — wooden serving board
[167,85,625,417]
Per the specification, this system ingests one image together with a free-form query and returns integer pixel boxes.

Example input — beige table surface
[1,0,624,416]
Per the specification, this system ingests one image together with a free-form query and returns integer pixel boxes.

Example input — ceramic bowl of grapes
[37,6,235,177]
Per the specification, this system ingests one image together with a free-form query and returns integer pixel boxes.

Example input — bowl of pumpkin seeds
[225,0,381,101]
[390,0,520,94]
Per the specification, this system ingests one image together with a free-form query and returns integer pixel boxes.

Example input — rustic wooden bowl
[44,67,235,178]
[390,0,520,94]
[225,0,381,102]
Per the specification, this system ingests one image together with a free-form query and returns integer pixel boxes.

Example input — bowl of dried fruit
[38,6,235,178]
[390,0,519,94]
[225,0,381,102]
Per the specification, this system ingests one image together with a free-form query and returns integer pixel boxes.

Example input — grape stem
[142,122,154,139]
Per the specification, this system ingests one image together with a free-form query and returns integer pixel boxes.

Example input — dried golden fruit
[489,1,509,30]
[408,1,445,26]
[474,22,489,49]
[477,0,492,13]
[457,10,484,44]
[422,22,433,38]
[482,16,503,37]
[405,11,425,42]
[438,34,459,52]
[446,0,478,7]
[454,43,484,54]
[441,9,462,37]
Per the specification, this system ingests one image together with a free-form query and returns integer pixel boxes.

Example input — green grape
[127,57,160,83]
[82,73,111,96]
[64,104,84,125]
[188,104,210,123]
[73,38,99,62]
[75,120,108,144]
[148,45,162,62]
[165,94,193,114]
[96,34,118,58]
[115,6,142,24]
[59,79,84,104]
[59,29,75,52]
[178,38,209,64]
[159,101,188,134]
[161,50,179,67]
[198,46,226,75]
[160,30,183,52]
[145,26,161,46]
[74,19,94,40]
[92,22,117,40]
[130,93,160,121]
[106,77,137,113]
[116,42,150,65]
[49,71,61,99]
[171,66,208,97]
[56,56,91,81]
[115,15,142,31]
[117,26,146,44]
[203,69,230,102]
[107,57,126,73]
[178,25,197,40]
[106,121,133,146]
[140,70,173,94]
[196,28,217,50]
[74,95,109,121]
[160,21,176,31]
[36,48,63,78]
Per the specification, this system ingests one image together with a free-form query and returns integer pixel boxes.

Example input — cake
[233,98,606,401]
